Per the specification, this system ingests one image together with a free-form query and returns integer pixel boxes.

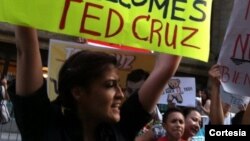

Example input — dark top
[8,81,151,141]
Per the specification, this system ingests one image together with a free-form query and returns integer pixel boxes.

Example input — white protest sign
[218,0,250,96]
[220,86,250,108]
[158,77,196,107]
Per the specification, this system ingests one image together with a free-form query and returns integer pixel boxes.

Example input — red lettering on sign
[132,15,150,41]
[221,66,230,83]
[165,23,177,49]
[244,73,250,85]
[245,0,250,20]
[105,9,124,38]
[132,15,199,49]
[60,2,201,51]
[221,65,250,86]
[79,2,103,36]
[181,27,199,49]
[232,34,250,60]
[150,19,162,46]
[60,0,83,30]
[232,71,240,84]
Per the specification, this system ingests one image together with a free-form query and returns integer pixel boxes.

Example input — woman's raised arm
[15,26,43,96]
[138,53,182,113]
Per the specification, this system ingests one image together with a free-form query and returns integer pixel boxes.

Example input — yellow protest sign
[0,0,212,62]
[48,39,156,101]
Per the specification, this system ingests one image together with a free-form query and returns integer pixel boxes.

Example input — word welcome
[100,0,207,21]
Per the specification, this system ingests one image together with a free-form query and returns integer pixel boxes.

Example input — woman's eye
[104,80,117,88]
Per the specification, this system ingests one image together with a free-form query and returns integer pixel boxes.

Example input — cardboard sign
[0,0,213,62]
[158,77,196,107]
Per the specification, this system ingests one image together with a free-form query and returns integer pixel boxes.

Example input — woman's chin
[106,114,120,123]
[112,114,120,122]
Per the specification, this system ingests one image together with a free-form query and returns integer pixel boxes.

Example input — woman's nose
[116,85,125,99]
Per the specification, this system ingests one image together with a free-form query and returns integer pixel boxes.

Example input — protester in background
[231,110,245,125]
[135,102,176,141]
[9,26,182,141]
[125,69,149,98]
[0,77,10,124]
[181,107,202,141]
[0,77,9,101]
[157,107,185,141]
[231,102,249,125]
[135,107,202,141]
[125,69,164,140]
[196,88,211,116]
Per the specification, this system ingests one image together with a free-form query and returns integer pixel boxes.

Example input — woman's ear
[71,87,84,101]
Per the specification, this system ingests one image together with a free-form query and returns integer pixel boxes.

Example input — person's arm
[138,54,182,113]
[15,26,43,96]
[14,26,53,141]
[208,64,224,124]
